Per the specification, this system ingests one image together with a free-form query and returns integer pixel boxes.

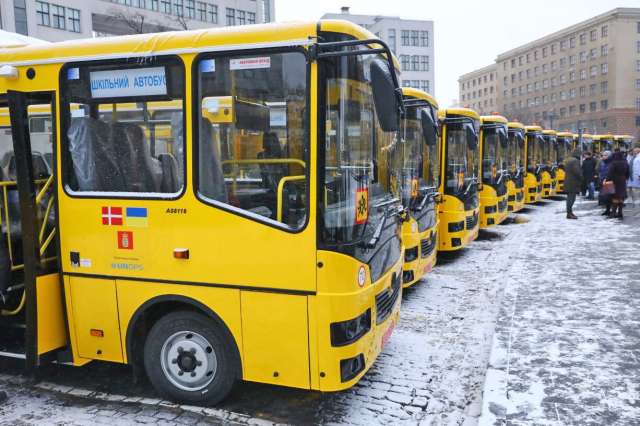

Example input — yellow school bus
[506,122,525,212]
[437,108,480,251]
[614,135,633,152]
[0,20,406,405]
[593,134,614,155]
[541,130,557,197]
[399,87,439,287]
[478,115,509,228]
[555,132,573,193]
[524,125,543,203]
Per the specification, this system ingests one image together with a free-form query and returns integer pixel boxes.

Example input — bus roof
[480,115,507,125]
[542,129,557,135]
[443,108,480,120]
[593,134,614,140]
[524,125,542,132]
[614,134,633,140]
[507,121,524,129]
[401,87,438,108]
[0,20,395,67]
[557,132,574,138]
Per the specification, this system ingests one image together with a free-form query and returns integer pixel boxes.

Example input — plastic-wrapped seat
[157,153,180,193]
[111,122,162,193]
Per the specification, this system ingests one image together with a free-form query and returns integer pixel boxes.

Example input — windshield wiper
[360,198,403,249]
[415,190,440,212]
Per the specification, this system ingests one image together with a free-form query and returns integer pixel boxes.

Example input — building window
[601,100,608,110]
[590,66,597,77]
[601,63,608,75]
[420,30,429,47]
[570,37,576,48]
[560,74,566,84]
[401,30,410,46]
[388,29,396,53]
[569,55,575,66]
[185,0,195,19]
[52,4,65,29]
[421,80,430,93]
[160,0,171,14]
[590,84,597,95]
[14,0,28,35]
[511,58,516,68]
[149,0,159,11]
[637,41,640,54]
[67,7,80,32]
[226,7,235,25]
[248,12,255,24]
[601,44,608,56]
[411,30,419,46]
[602,25,608,37]
[411,55,419,71]
[569,105,576,115]
[400,55,409,71]
[590,48,597,59]
[237,10,245,25]
[590,29,597,41]
[579,51,586,63]
[580,86,586,97]
[36,1,50,26]
[590,102,596,112]
[637,60,640,72]
[636,98,640,110]
[570,88,576,99]
[636,116,640,127]
[542,47,548,57]
[420,56,429,71]
[551,60,557,71]
[580,104,586,113]
[579,33,586,45]
[207,4,217,23]
[519,56,523,65]
[580,69,586,80]
[551,44,556,54]
[196,1,206,20]
[636,79,640,90]
[551,77,556,87]
[173,0,183,16]
[560,40,567,50]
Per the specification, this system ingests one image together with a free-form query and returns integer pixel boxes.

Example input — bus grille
[466,212,478,230]
[375,273,401,324]
[420,232,437,258]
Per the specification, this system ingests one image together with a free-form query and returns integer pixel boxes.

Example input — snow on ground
[1,197,637,425]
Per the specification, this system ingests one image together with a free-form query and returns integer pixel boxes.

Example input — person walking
[598,150,613,215]
[627,146,640,207]
[581,152,596,199]
[606,150,630,219]
[564,148,582,219]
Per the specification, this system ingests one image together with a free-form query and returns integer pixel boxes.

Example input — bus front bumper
[402,226,438,288]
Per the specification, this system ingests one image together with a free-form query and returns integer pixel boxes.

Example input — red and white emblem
[102,207,123,225]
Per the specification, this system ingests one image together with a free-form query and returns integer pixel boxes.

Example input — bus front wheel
[143,310,238,406]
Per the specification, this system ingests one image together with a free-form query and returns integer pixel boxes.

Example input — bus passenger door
[6,90,66,368]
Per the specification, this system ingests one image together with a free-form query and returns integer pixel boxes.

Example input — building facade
[459,8,640,138]
[322,7,435,96]
[459,63,497,115]
[0,0,275,41]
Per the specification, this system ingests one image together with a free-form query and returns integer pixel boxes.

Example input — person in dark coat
[597,151,613,215]
[563,149,582,219]
[606,150,630,219]
[581,152,597,199]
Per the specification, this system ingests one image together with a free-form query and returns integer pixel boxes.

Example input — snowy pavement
[0,197,638,425]
[480,199,640,426]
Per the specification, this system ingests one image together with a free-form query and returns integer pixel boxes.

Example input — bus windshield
[527,134,543,173]
[481,126,505,185]
[445,120,478,197]
[556,138,568,163]
[508,130,525,175]
[320,48,402,281]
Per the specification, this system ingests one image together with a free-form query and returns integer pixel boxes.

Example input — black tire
[143,310,239,406]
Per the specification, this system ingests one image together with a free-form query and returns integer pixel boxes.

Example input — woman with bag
[605,150,630,219]
[598,151,613,216]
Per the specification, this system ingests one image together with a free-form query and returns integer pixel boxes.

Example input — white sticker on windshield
[90,66,167,98]
[67,67,79,80]
[230,57,271,71]
[199,59,215,73]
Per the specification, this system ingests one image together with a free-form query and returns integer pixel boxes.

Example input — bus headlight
[330,309,371,347]
[404,246,418,262]
[448,221,464,233]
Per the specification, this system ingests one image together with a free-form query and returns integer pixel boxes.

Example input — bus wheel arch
[126,295,242,403]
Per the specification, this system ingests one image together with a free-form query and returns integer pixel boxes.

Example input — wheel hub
[160,331,217,391]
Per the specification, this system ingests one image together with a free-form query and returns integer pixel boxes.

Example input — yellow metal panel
[36,273,67,355]
[240,292,310,389]
[69,276,123,363]
[116,280,242,366]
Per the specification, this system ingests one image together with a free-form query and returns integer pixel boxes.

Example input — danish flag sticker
[102,207,123,225]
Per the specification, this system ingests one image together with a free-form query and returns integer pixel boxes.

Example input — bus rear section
[541,130,557,198]
[593,134,614,156]
[555,132,573,193]
[479,116,509,228]
[0,20,405,405]
[524,126,543,204]
[614,135,634,152]
[507,122,525,212]
[437,109,480,251]
[399,88,440,287]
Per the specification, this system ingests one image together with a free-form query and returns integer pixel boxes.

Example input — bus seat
[31,152,50,179]
[258,132,286,194]
[157,153,180,193]
[111,122,162,193]
[198,119,227,203]
[68,117,127,192]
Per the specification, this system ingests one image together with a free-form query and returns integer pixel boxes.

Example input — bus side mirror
[498,128,508,148]
[371,59,399,132]
[465,123,478,149]
[420,109,437,146]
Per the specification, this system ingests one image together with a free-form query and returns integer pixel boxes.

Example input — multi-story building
[322,7,435,96]
[459,63,498,115]
[459,8,640,138]
[0,0,275,41]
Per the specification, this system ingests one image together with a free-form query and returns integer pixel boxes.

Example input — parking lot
[0,197,638,425]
